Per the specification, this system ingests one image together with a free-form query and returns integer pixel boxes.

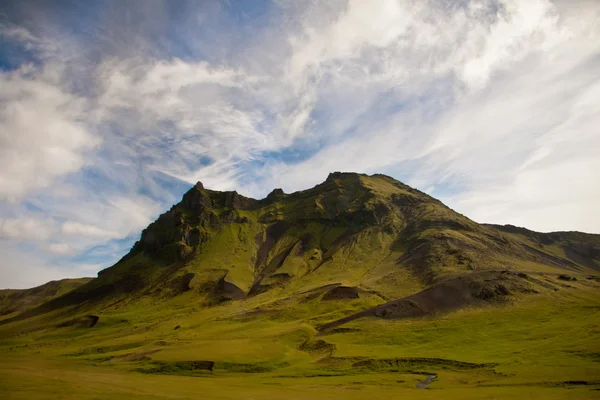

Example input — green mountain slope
[0,278,92,319]
[1,173,599,399]
[486,224,600,272]
[5,172,598,321]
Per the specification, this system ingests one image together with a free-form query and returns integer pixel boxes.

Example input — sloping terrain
[1,172,599,399]
[0,278,92,319]
[317,270,539,333]
[487,224,600,272]
[5,172,598,324]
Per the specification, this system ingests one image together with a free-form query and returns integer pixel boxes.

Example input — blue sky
[1,0,599,288]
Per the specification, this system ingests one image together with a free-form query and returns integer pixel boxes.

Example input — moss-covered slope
[4,172,599,322]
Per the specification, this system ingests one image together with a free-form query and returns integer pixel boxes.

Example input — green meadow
[1,274,599,399]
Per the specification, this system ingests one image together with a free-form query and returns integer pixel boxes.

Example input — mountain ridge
[1,172,600,398]
[0,278,93,318]
[3,172,599,326]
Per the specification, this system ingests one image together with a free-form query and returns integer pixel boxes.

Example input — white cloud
[0,218,54,241]
[242,0,600,235]
[0,242,90,289]
[61,221,118,239]
[46,243,74,255]
[104,196,164,237]
[95,58,243,125]
[0,65,100,201]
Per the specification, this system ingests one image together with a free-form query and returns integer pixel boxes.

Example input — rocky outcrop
[181,182,213,210]
[321,286,360,301]
[265,188,285,202]
[57,315,99,328]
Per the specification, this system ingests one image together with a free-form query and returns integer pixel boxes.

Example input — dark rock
[558,274,576,281]
[221,210,236,224]
[224,191,258,210]
[181,186,212,210]
[217,278,245,301]
[266,188,285,202]
[145,360,214,373]
[187,361,214,371]
[298,339,336,356]
[187,228,203,246]
[167,273,195,295]
[322,286,360,301]
[391,193,423,207]
[155,242,193,263]
[58,315,99,328]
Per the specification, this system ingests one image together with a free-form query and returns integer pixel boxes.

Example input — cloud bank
[0,0,599,288]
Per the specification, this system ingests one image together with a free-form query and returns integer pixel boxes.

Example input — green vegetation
[1,172,599,399]
[0,278,92,319]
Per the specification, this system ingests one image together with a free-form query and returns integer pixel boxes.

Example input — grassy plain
[1,275,599,399]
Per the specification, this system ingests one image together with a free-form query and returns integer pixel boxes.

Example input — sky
[0,0,599,289]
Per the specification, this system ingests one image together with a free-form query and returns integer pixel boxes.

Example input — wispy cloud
[61,221,118,239]
[0,65,100,201]
[0,218,54,240]
[46,243,74,255]
[0,0,598,288]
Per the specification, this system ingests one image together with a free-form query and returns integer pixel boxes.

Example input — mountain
[5,172,598,322]
[1,172,599,398]
[0,278,92,318]
[485,223,600,271]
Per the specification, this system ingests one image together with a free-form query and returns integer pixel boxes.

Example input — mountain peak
[8,172,597,324]
[265,188,286,202]
[325,171,364,181]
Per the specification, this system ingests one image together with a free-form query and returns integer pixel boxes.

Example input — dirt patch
[298,339,337,357]
[373,299,424,318]
[321,286,360,301]
[319,271,536,333]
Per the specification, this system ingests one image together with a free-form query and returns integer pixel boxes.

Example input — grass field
[1,274,599,399]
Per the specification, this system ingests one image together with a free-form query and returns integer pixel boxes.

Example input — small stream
[416,374,437,389]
